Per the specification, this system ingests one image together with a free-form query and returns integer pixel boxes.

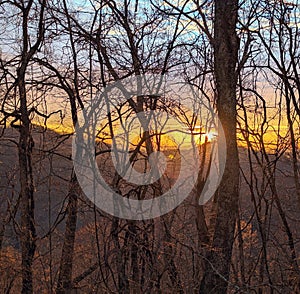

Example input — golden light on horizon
[27,112,299,152]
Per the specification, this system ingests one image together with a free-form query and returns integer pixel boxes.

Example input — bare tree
[0,1,46,292]
[200,0,240,292]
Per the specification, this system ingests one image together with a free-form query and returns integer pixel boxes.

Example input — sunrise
[0,0,299,293]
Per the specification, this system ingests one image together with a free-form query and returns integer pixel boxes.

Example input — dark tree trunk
[200,0,240,293]
[56,174,79,293]
[17,1,46,289]
[18,70,36,294]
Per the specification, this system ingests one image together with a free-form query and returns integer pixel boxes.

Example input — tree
[200,0,240,292]
[0,1,46,292]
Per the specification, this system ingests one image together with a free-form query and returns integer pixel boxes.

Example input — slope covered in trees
[0,0,299,293]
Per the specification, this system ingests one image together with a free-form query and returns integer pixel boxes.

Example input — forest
[0,0,300,293]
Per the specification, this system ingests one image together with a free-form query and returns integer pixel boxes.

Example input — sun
[205,132,217,142]
[188,126,218,144]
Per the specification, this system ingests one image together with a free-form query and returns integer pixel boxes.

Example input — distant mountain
[0,125,299,257]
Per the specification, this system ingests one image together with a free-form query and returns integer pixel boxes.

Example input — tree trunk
[18,65,36,294]
[200,0,240,293]
[56,174,79,293]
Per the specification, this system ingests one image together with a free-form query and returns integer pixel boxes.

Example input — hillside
[0,126,299,292]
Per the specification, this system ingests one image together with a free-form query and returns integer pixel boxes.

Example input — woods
[0,0,300,293]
